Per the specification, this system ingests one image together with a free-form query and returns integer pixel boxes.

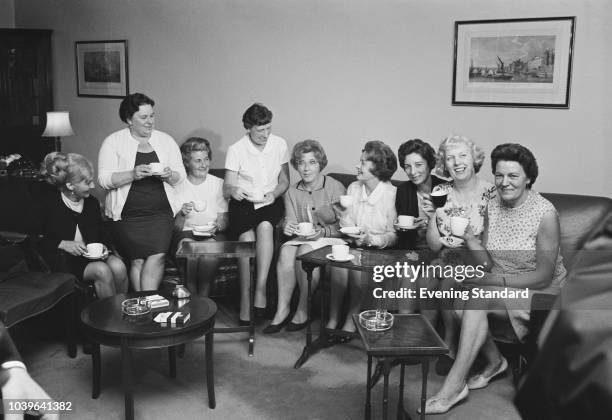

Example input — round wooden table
[81,292,217,420]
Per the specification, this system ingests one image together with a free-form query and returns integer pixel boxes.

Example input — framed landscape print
[452,17,575,108]
[75,40,129,98]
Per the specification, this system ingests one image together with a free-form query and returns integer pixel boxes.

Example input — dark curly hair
[119,93,155,123]
[397,139,436,171]
[362,141,398,182]
[242,103,273,129]
[490,143,539,188]
[180,137,212,170]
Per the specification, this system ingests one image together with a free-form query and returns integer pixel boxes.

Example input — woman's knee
[84,263,113,285]
[277,245,297,268]
[146,253,166,265]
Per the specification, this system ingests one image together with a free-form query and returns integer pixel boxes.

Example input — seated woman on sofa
[395,138,445,249]
[37,152,128,298]
[425,135,496,374]
[327,141,398,336]
[173,137,228,296]
[263,140,345,334]
[421,143,567,414]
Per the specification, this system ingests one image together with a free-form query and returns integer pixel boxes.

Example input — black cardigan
[35,190,111,270]
[395,174,446,249]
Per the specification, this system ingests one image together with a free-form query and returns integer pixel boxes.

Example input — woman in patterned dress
[425,135,496,374]
[421,143,566,414]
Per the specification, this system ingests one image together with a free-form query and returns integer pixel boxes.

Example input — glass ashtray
[359,309,394,332]
[122,298,151,316]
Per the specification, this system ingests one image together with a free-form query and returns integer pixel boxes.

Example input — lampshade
[42,112,75,137]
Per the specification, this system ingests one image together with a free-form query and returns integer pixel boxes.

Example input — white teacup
[339,195,354,208]
[450,216,469,236]
[86,243,104,257]
[332,244,350,260]
[397,215,415,227]
[298,222,314,236]
[250,189,264,202]
[192,200,206,212]
[149,162,164,174]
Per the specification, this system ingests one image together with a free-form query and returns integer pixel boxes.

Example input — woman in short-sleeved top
[424,135,495,375]
[173,137,229,295]
[223,103,290,323]
[422,143,566,415]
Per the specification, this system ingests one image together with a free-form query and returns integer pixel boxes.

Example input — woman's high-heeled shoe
[262,314,291,334]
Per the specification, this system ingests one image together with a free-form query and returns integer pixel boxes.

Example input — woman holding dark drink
[395,138,446,249]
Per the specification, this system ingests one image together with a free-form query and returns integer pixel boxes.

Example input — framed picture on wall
[452,17,575,108]
[75,40,129,98]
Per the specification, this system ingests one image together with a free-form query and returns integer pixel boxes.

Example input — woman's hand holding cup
[283,221,299,236]
[158,167,172,182]
[181,202,194,216]
[133,164,151,180]
[59,240,87,256]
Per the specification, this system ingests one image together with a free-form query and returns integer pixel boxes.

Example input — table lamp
[42,111,75,152]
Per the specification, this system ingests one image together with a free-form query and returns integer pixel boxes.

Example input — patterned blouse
[435,177,496,238]
[486,190,567,291]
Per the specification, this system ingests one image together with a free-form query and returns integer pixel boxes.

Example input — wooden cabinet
[0,29,53,163]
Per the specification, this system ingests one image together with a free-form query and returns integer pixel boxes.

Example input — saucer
[395,223,417,231]
[326,253,355,262]
[83,251,109,260]
[298,230,315,237]
[439,236,464,248]
[192,224,215,233]
[193,231,213,237]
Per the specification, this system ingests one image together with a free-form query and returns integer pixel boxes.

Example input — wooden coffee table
[81,292,217,420]
[353,313,448,420]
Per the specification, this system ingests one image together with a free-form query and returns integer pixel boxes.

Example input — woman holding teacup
[173,137,229,295]
[395,138,446,249]
[327,140,398,336]
[424,135,496,375]
[263,140,345,334]
[223,103,290,324]
[421,143,566,414]
[98,93,186,291]
[37,152,128,298]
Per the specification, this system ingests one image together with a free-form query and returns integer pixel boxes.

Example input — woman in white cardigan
[98,93,185,291]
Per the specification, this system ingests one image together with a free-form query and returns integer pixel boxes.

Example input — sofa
[0,177,77,356]
[326,172,612,373]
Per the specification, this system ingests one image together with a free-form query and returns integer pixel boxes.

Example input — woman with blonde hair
[425,135,496,375]
[37,152,128,298]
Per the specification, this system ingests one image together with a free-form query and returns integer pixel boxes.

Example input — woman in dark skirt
[98,93,186,290]
[224,103,290,323]
[37,152,128,298]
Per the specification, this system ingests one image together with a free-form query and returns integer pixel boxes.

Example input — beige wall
[14,0,612,197]
[0,0,14,27]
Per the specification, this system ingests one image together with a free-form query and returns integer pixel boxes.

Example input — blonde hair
[41,152,93,188]
[436,135,485,178]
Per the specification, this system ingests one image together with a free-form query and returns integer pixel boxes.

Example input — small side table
[176,240,257,356]
[353,314,448,420]
[81,293,217,420]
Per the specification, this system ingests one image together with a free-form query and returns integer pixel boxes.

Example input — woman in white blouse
[223,103,290,324]
[327,141,398,336]
[173,137,228,295]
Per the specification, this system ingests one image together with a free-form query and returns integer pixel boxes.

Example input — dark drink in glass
[431,190,448,208]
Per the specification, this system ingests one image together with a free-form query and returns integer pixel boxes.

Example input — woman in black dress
[98,93,186,290]
[38,152,127,298]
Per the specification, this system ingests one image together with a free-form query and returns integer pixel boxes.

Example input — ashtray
[359,309,394,332]
[122,298,151,316]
